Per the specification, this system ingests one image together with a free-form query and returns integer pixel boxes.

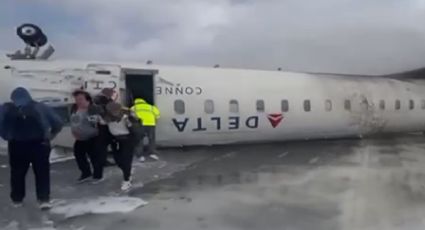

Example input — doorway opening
[123,69,157,107]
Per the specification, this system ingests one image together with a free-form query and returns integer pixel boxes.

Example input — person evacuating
[0,87,63,210]
[105,102,138,191]
[70,90,104,184]
[93,88,117,167]
[131,98,160,162]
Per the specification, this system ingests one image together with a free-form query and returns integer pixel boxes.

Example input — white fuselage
[1,60,425,148]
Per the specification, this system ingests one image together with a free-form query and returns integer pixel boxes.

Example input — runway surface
[1,134,425,230]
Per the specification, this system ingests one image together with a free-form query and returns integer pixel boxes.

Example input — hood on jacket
[11,87,33,106]
[134,98,146,104]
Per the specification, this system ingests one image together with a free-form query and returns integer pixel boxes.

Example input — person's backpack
[3,101,45,141]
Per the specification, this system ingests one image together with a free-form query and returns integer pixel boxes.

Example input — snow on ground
[3,221,58,230]
[49,147,74,163]
[0,140,7,156]
[28,228,57,230]
[50,196,148,218]
[3,221,19,230]
[0,144,74,163]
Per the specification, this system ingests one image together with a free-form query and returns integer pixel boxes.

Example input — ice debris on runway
[50,196,148,218]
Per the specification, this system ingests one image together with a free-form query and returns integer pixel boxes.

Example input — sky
[1,0,425,74]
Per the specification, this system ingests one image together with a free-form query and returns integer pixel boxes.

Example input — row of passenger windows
[174,99,425,114]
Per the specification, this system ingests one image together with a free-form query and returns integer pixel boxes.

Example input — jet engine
[6,23,54,60]
[16,23,48,47]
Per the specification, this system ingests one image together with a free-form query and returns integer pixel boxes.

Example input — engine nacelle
[16,23,48,47]
[7,23,54,60]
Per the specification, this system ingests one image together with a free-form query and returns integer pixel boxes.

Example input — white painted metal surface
[1,60,425,147]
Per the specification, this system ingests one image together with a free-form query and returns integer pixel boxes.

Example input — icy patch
[213,151,237,161]
[28,228,56,230]
[0,144,74,163]
[3,221,19,230]
[0,140,7,156]
[0,221,56,230]
[278,152,289,158]
[309,157,319,164]
[50,148,74,163]
[51,196,148,218]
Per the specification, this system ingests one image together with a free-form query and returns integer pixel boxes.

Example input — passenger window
[204,100,214,114]
[421,100,425,110]
[256,100,265,112]
[344,99,351,111]
[281,100,289,112]
[395,100,401,110]
[379,100,385,110]
[409,100,414,110]
[325,100,332,111]
[174,100,185,114]
[360,98,369,111]
[304,100,311,112]
[229,100,239,113]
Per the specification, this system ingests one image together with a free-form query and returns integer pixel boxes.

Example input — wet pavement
[2,134,425,229]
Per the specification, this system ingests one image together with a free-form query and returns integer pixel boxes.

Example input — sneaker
[77,174,92,184]
[149,154,160,161]
[91,177,105,184]
[138,156,146,162]
[121,180,132,191]
[39,201,52,210]
[12,201,23,208]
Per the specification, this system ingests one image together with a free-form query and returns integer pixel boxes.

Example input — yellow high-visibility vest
[131,98,160,126]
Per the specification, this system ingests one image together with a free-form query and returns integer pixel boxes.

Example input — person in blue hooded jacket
[0,87,63,210]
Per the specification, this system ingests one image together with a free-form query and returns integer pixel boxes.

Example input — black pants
[97,125,117,165]
[135,126,156,157]
[74,137,105,179]
[113,135,135,181]
[98,125,118,164]
[8,140,51,203]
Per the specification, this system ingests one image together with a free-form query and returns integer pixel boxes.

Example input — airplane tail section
[383,67,425,79]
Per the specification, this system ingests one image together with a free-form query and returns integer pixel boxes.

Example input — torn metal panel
[348,93,388,135]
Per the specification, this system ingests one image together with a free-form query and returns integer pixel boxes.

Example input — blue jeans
[135,126,156,157]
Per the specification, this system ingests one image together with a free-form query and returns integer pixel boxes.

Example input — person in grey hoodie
[70,90,104,183]
[0,87,63,210]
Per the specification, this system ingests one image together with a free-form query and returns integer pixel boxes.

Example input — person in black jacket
[93,88,117,167]
[0,87,63,210]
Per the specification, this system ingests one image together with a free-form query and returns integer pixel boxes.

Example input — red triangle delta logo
[267,113,283,128]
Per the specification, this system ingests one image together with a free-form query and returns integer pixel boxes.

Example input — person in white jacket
[105,102,137,191]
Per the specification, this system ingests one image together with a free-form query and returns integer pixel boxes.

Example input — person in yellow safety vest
[131,98,160,162]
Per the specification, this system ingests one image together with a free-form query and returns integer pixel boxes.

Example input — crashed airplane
[1,24,425,148]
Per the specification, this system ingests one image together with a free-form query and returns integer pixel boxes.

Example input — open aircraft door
[123,68,158,107]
